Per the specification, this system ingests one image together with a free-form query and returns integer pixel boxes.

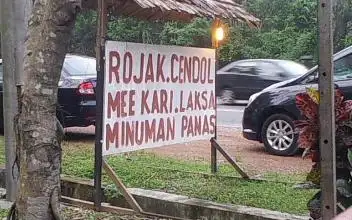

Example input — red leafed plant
[294,87,352,219]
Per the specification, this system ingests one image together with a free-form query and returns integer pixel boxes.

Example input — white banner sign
[102,41,216,155]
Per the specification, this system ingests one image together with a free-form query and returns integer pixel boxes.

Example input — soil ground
[65,126,311,175]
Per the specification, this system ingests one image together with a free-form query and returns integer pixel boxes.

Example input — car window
[227,61,257,75]
[256,62,285,77]
[334,53,352,81]
[62,56,96,76]
[278,61,308,76]
[302,53,352,84]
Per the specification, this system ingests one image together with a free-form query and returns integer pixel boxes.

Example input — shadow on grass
[64,131,95,142]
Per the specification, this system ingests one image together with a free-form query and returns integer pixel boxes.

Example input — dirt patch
[65,126,311,175]
[148,127,311,175]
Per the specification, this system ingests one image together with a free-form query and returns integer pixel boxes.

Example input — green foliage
[333,0,352,50]
[218,25,248,62]
[159,18,211,47]
[58,139,316,215]
[0,209,9,219]
[69,10,97,57]
[69,0,352,65]
[343,35,352,48]
[0,136,4,164]
[103,184,122,200]
[237,0,318,61]
[108,17,160,44]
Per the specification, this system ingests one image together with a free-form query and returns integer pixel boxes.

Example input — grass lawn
[0,136,316,215]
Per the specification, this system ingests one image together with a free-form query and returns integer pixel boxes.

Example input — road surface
[65,104,246,134]
[217,105,245,128]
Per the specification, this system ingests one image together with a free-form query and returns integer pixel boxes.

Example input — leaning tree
[7,0,80,219]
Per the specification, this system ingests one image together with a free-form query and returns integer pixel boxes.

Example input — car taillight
[78,81,94,95]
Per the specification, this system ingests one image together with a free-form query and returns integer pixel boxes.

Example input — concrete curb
[129,188,309,220]
[0,168,310,220]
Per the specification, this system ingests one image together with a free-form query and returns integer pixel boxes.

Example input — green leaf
[336,179,352,198]
[348,148,352,167]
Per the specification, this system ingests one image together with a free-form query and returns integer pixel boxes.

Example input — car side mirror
[304,73,319,84]
[311,77,319,83]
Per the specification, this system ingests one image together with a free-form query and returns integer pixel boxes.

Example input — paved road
[217,105,245,129]
[65,104,247,135]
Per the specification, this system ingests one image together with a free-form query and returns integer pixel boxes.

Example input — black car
[216,59,308,104]
[0,54,97,130]
[242,46,352,156]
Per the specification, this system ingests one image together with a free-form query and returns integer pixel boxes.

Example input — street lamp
[210,18,225,174]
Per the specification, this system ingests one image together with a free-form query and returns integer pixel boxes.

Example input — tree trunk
[13,0,80,219]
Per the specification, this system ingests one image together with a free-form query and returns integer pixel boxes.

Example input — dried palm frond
[83,0,261,27]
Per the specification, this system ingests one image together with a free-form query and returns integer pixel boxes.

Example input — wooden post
[211,138,249,179]
[210,19,221,174]
[94,0,107,210]
[318,0,337,218]
[103,160,142,212]
[210,144,217,173]
[0,0,31,202]
[0,0,17,201]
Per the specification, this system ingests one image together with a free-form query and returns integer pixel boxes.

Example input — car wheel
[218,89,235,105]
[261,114,298,156]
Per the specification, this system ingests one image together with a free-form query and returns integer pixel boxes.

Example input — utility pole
[318,0,336,219]
[0,0,31,201]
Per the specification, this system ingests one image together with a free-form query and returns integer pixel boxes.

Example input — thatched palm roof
[83,0,260,27]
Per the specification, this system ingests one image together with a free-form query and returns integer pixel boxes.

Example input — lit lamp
[215,27,224,42]
[212,18,225,49]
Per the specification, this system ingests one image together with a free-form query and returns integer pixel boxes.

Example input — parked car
[0,54,97,130]
[242,46,352,156]
[216,59,308,104]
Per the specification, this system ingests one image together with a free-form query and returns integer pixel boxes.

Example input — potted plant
[295,87,352,219]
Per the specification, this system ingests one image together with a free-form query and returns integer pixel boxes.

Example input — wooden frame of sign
[87,0,339,220]
[89,0,249,218]
[92,1,181,218]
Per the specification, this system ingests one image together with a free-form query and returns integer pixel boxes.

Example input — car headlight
[248,92,262,106]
